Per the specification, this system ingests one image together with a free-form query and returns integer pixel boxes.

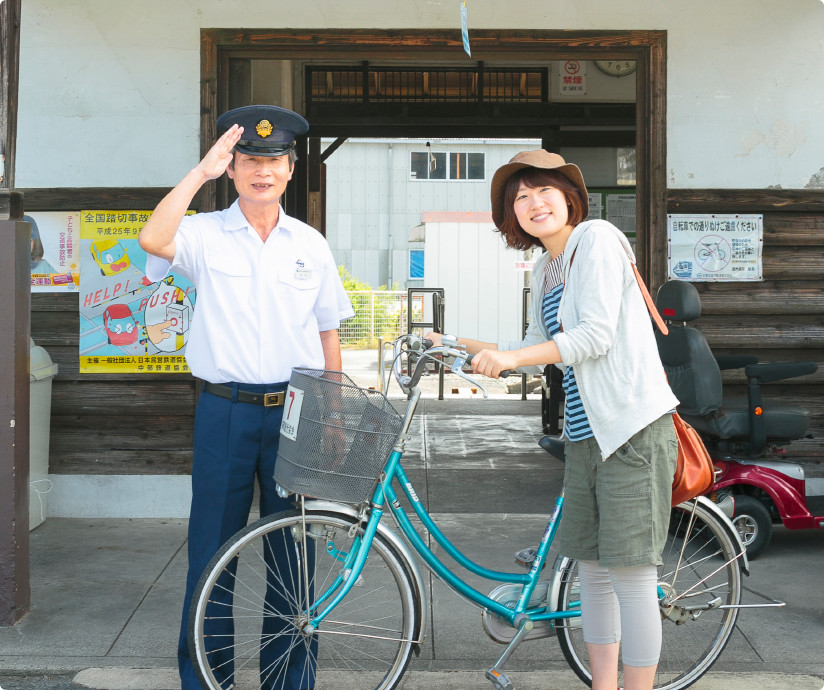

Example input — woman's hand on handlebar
[423,332,444,347]
[470,348,518,379]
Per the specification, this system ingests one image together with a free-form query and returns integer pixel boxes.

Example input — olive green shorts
[558,414,678,568]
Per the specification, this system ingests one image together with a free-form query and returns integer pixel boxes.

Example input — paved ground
[1,351,823,689]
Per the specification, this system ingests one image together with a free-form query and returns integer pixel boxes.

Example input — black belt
[204,382,286,407]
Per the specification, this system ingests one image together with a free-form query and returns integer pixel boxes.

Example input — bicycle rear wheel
[189,509,419,690]
[556,500,742,690]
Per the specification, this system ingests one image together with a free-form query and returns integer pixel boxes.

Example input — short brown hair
[495,168,587,250]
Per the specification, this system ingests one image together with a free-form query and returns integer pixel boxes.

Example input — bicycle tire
[189,509,419,690]
[556,500,742,690]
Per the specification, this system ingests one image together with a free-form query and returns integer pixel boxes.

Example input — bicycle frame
[301,335,753,639]
[305,386,580,635]
[307,467,577,633]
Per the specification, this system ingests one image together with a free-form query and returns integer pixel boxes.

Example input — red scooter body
[709,453,824,557]
[713,457,822,530]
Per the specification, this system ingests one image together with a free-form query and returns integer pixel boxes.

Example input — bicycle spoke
[190,510,416,689]
[556,502,742,690]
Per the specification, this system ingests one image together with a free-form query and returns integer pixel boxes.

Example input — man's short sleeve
[143,216,200,283]
[314,251,354,332]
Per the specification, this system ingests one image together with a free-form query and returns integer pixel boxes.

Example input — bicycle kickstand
[485,615,534,690]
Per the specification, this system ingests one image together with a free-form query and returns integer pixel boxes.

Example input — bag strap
[567,240,669,336]
[629,263,669,336]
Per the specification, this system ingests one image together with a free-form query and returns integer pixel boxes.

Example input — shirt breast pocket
[208,258,252,303]
[279,271,321,312]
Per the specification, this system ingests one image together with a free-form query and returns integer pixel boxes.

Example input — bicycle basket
[275,368,403,504]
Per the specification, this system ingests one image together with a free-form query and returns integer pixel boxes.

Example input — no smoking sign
[560,60,586,94]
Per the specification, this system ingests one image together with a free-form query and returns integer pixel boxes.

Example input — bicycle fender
[302,499,428,646]
[687,496,750,576]
[546,554,573,616]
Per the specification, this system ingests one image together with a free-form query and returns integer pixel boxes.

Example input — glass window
[467,152,485,179]
[410,152,428,180]
[412,151,481,180]
[429,152,446,179]
[409,249,424,279]
[410,151,446,180]
[449,152,484,180]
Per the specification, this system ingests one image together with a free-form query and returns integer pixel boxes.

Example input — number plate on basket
[280,385,304,441]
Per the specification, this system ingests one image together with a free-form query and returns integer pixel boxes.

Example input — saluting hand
[196,124,244,181]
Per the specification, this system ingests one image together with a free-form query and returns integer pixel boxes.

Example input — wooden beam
[320,137,348,163]
[668,189,824,214]
[19,188,208,212]
[0,0,28,626]
[0,0,21,192]
[0,219,31,626]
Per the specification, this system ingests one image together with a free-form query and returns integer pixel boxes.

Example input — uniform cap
[217,105,309,157]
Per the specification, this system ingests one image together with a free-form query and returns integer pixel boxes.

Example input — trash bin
[29,338,58,530]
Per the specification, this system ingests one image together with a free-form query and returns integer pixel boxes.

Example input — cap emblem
[255,119,274,138]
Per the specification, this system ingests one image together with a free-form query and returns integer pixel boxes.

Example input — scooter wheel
[731,495,772,559]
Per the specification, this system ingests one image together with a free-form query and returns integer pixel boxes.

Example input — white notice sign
[280,386,305,441]
[667,214,763,282]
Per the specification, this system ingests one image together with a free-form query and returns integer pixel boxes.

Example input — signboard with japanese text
[28,212,81,292]
[667,214,763,282]
[79,210,197,374]
[606,193,636,246]
[560,60,586,95]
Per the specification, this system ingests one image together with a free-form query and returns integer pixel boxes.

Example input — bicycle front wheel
[189,509,419,690]
[556,500,742,690]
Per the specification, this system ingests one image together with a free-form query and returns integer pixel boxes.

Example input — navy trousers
[179,382,315,690]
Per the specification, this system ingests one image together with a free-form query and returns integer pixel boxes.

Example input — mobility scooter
[654,280,821,558]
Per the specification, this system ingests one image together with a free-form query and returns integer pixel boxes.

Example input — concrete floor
[2,377,824,689]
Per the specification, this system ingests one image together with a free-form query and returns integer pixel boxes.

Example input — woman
[427,150,678,690]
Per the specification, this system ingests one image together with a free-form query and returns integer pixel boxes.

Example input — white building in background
[323,138,638,291]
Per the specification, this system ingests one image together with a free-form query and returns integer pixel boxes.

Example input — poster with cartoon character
[79,210,197,373]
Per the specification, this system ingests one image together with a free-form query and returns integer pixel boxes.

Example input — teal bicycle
[189,333,755,690]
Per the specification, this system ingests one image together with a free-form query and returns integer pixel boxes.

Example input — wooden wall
[31,292,197,474]
[26,188,824,477]
[667,190,824,458]
[25,187,202,476]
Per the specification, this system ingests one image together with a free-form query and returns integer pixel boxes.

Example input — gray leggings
[578,560,661,667]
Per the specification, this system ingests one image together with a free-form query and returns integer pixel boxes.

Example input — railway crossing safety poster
[79,210,196,374]
[667,214,763,282]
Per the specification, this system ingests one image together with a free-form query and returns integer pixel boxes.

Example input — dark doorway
[202,29,666,283]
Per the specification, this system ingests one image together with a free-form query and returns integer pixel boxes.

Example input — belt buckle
[264,392,284,407]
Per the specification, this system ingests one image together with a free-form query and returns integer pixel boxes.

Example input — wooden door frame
[201,29,666,284]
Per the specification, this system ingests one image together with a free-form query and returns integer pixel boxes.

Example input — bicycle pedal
[485,668,514,690]
[514,546,544,570]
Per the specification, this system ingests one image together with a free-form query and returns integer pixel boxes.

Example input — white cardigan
[499,220,679,459]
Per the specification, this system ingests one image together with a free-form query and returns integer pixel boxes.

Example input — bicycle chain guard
[481,582,556,643]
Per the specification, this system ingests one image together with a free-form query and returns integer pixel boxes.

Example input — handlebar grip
[422,338,434,349]
[464,353,513,378]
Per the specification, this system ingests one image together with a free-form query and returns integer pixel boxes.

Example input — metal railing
[340,291,424,348]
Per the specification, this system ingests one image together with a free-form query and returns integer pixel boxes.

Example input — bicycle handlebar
[389,334,513,396]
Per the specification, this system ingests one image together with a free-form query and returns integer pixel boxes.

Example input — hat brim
[234,141,296,157]
[490,157,589,229]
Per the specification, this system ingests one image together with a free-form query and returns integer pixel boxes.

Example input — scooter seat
[683,403,810,442]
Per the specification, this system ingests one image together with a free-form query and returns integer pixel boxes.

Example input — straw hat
[490,150,589,228]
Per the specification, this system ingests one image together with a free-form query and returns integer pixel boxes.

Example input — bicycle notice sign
[667,214,763,282]
[280,386,305,441]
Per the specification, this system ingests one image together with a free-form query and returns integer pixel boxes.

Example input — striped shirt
[542,254,594,441]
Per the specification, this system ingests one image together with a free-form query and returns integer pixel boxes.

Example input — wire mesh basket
[275,368,403,504]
